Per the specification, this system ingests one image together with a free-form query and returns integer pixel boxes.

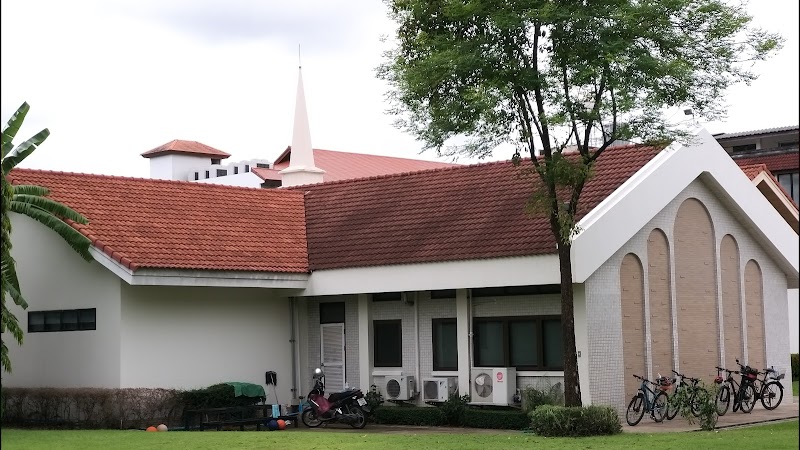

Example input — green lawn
[2,420,798,450]
[793,380,798,396]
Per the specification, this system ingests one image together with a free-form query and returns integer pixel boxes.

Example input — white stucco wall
[119,284,294,402]
[790,289,799,353]
[6,214,122,388]
[192,171,263,188]
[149,153,213,181]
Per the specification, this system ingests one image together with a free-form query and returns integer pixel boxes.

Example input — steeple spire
[280,65,325,187]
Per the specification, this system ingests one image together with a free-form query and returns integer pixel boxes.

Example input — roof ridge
[9,168,303,195]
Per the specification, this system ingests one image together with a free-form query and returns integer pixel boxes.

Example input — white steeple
[280,66,325,187]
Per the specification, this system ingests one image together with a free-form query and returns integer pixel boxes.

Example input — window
[234,166,239,175]
[216,169,227,177]
[432,318,457,371]
[372,292,401,302]
[373,320,402,367]
[256,163,269,168]
[194,172,199,181]
[473,316,562,370]
[28,308,96,333]
[204,170,210,179]
[778,141,798,148]
[731,143,756,152]
[211,158,221,165]
[430,289,456,299]
[319,302,345,324]
[777,172,800,205]
[245,165,250,172]
[472,285,560,297]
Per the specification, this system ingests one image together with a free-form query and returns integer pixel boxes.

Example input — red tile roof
[141,139,231,159]
[739,163,769,180]
[261,148,457,183]
[300,144,663,270]
[734,152,799,172]
[8,169,308,273]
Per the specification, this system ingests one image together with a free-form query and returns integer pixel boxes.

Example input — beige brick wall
[674,198,720,380]
[721,234,744,368]
[647,229,673,380]
[620,253,646,400]
[745,260,766,370]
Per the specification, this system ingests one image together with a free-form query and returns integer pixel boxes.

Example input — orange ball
[277,419,286,430]
[146,426,157,432]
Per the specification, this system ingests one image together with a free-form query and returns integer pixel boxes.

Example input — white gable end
[572,128,799,287]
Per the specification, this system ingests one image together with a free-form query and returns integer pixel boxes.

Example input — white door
[320,323,346,392]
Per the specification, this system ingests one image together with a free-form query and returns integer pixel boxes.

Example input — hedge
[791,353,798,380]
[463,408,531,430]
[529,405,622,437]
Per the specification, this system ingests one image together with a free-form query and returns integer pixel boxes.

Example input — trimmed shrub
[792,353,799,380]
[364,384,384,421]
[520,384,564,413]
[374,406,445,426]
[439,394,470,426]
[530,405,621,437]
[463,408,531,430]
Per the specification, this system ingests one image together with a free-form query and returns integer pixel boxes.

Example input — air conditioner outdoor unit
[470,368,516,405]
[384,375,416,401]
[422,377,458,402]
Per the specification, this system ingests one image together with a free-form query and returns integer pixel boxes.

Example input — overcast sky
[2,0,798,178]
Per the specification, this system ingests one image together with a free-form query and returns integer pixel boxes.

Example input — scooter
[301,368,370,429]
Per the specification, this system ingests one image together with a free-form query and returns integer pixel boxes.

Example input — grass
[793,380,798,396]
[1,420,798,450]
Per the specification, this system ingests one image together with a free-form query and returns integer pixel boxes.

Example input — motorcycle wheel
[301,408,323,428]
[348,405,367,429]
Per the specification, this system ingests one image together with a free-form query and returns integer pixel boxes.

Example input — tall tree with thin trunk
[379,0,781,406]
[1,102,92,375]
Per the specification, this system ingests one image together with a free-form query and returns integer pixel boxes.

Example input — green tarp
[225,382,266,398]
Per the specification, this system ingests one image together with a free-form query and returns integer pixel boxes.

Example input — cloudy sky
[2,0,798,178]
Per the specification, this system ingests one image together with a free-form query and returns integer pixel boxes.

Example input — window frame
[373,319,402,367]
[432,318,458,371]
[472,315,563,371]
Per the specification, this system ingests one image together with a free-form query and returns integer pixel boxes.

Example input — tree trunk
[558,241,582,407]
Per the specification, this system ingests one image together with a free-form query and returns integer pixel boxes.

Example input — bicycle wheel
[760,381,784,410]
[626,394,645,426]
[665,392,680,420]
[739,384,756,413]
[716,385,730,416]
[689,391,703,417]
[651,391,668,423]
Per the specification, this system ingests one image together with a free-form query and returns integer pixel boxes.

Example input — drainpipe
[414,292,421,401]
[290,297,298,402]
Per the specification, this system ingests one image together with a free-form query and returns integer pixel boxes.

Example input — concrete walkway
[623,397,799,433]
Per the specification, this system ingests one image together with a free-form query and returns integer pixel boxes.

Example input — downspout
[414,292,421,400]
[468,289,474,370]
[290,297,298,402]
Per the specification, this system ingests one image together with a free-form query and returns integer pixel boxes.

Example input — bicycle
[665,370,702,420]
[751,364,785,410]
[714,364,756,416]
[625,374,669,426]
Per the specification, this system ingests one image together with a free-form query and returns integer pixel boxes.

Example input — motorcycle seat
[327,389,360,402]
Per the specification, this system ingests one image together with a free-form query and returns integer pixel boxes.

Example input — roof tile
[9,169,307,273]
[141,139,231,159]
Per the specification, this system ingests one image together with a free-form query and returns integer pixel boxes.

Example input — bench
[184,405,300,431]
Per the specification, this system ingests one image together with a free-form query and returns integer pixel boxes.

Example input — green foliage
[439,393,470,426]
[365,384,384,421]
[520,384,564,413]
[374,406,445,426]
[178,384,262,411]
[670,382,719,431]
[463,408,531,430]
[791,354,798,380]
[1,102,92,376]
[529,405,621,437]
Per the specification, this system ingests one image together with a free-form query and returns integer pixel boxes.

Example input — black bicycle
[752,365,785,410]
[665,370,702,420]
[714,364,756,416]
[626,374,669,426]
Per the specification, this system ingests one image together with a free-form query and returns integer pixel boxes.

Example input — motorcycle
[301,368,370,429]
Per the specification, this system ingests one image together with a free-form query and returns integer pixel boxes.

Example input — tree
[379,0,781,406]
[1,102,92,374]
